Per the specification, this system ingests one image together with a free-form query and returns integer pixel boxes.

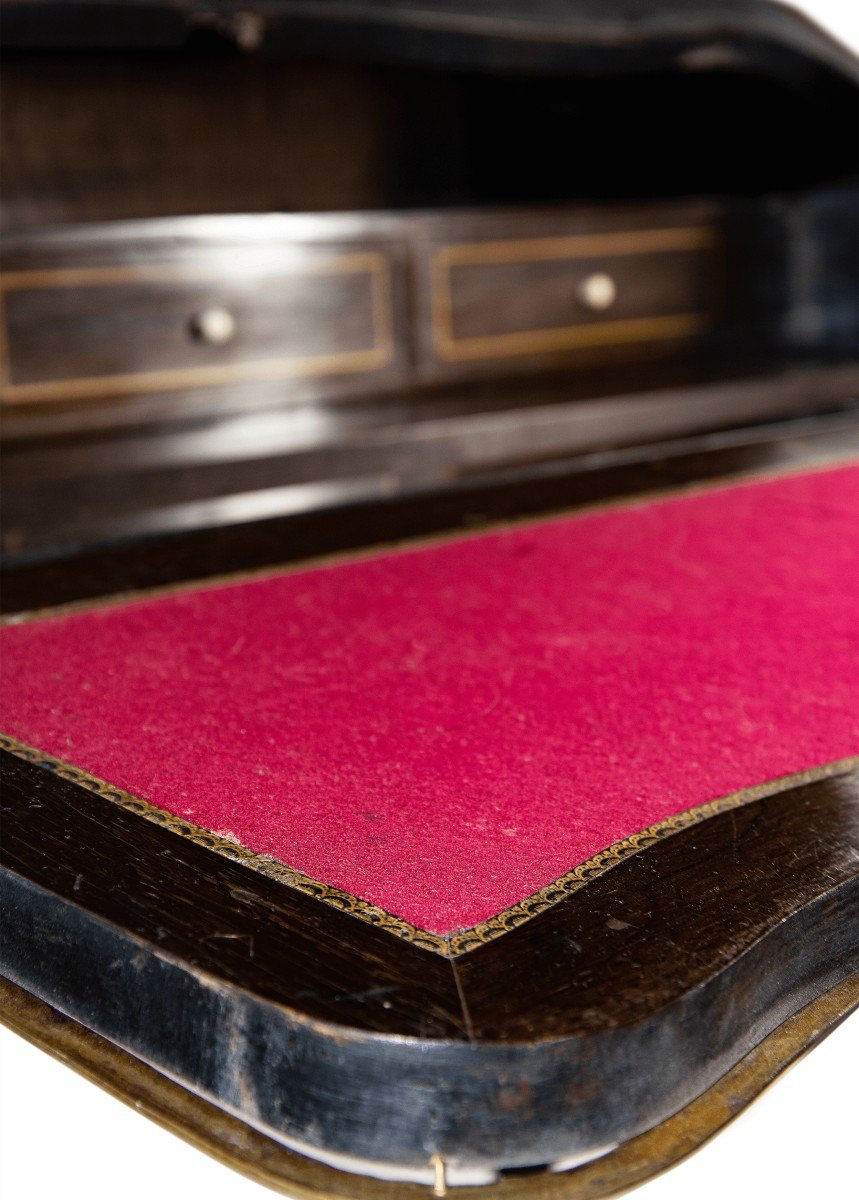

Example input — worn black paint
[2,751,858,1171]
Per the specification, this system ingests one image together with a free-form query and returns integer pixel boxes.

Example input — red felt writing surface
[1,463,857,934]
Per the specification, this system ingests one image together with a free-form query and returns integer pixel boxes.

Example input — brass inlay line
[0,253,395,406]
[2,732,856,958]
[437,226,717,268]
[433,312,709,364]
[431,225,717,364]
[0,252,388,292]
[0,346,393,405]
[0,290,10,389]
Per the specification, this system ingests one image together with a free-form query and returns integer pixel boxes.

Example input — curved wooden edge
[4,731,856,958]
[4,745,856,1043]
[1,973,856,1200]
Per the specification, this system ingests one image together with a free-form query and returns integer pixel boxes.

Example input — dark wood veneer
[459,772,859,1039]
[2,0,858,1185]
[4,411,857,613]
[2,742,857,1172]
[2,181,855,565]
[2,748,857,1041]
[1,974,856,1200]
[0,750,465,1039]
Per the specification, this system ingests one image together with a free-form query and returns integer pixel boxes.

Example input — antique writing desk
[1,2,858,1196]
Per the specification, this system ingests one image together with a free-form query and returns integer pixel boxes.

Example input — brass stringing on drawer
[428,225,720,365]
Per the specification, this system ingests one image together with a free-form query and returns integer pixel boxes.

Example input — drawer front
[428,225,721,367]
[0,211,725,417]
[1,246,400,404]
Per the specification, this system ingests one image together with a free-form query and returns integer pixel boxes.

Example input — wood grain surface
[2,644,857,1172]
[1,0,857,1184]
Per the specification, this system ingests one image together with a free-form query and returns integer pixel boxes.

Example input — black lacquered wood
[2,744,857,1172]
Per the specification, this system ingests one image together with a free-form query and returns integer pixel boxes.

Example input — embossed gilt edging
[2,732,856,958]
[0,733,447,954]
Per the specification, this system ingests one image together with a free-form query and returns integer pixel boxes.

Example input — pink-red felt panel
[1,463,857,934]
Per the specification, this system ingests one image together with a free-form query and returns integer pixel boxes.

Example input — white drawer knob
[578,272,617,312]
[191,306,237,345]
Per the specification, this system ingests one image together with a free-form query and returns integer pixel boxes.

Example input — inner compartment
[3,36,857,229]
[2,19,857,569]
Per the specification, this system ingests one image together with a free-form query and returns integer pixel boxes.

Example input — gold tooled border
[0,253,395,406]
[448,755,859,954]
[0,732,447,955]
[1,971,856,1199]
[2,732,856,959]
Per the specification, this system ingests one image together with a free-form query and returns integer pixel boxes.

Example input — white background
[1,2,858,1198]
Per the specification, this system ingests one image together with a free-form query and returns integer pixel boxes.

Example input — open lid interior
[2,1,857,571]
[2,0,858,228]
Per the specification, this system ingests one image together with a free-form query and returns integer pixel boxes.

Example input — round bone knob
[190,306,237,345]
[578,272,617,312]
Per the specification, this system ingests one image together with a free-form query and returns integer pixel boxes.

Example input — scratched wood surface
[2,726,857,1171]
[2,430,859,1173]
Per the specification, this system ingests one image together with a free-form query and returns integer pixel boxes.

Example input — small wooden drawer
[0,212,724,415]
[0,242,401,405]
[427,225,721,369]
